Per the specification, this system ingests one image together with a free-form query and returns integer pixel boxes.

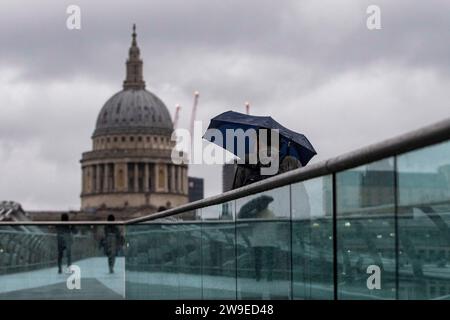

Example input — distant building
[222,160,237,192]
[336,161,450,214]
[188,177,204,202]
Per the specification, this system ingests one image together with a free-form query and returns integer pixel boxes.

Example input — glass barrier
[397,140,450,299]
[336,158,396,299]
[0,224,125,300]
[202,202,236,299]
[235,186,291,300]
[125,210,201,299]
[1,139,449,300]
[291,176,334,299]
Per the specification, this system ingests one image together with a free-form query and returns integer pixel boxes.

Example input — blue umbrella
[203,110,317,166]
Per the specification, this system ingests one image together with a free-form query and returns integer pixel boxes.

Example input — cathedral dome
[81,24,188,213]
[93,89,173,137]
[92,24,173,138]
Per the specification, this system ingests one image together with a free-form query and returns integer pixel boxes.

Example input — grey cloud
[1,0,449,83]
[0,0,449,209]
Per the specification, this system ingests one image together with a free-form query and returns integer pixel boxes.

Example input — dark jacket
[56,225,76,250]
[232,163,265,189]
[279,155,302,173]
[104,225,122,256]
[232,155,302,189]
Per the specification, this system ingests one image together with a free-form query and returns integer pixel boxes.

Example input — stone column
[173,166,177,193]
[176,166,181,193]
[171,165,176,193]
[134,162,139,192]
[178,167,182,194]
[81,167,86,194]
[154,164,158,191]
[144,163,150,192]
[123,163,128,192]
[95,165,101,193]
[156,163,166,192]
[110,163,115,192]
[101,164,105,192]
[88,165,93,194]
[114,162,127,192]
[183,167,188,195]
[167,164,171,192]
[104,163,109,192]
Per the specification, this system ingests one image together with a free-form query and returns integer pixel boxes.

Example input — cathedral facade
[80,25,188,216]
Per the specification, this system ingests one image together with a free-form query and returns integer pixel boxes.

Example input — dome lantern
[123,24,145,90]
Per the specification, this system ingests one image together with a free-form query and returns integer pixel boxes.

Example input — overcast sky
[0,0,449,211]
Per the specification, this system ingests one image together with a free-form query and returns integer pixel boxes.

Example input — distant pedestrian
[56,213,76,274]
[104,214,122,274]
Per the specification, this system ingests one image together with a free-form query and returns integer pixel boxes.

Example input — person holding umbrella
[232,151,269,189]
[203,111,317,189]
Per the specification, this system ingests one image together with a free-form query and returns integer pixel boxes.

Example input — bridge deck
[0,257,125,299]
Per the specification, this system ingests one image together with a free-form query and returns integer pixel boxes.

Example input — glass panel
[125,223,177,299]
[397,140,450,299]
[172,210,202,299]
[202,202,236,299]
[125,210,202,299]
[235,186,291,299]
[0,224,125,299]
[291,176,333,300]
[336,158,396,299]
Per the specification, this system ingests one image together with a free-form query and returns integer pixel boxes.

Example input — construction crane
[189,91,200,135]
[173,104,181,129]
[245,101,250,115]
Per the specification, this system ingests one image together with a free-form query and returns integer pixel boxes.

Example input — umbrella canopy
[237,195,274,219]
[203,110,317,166]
